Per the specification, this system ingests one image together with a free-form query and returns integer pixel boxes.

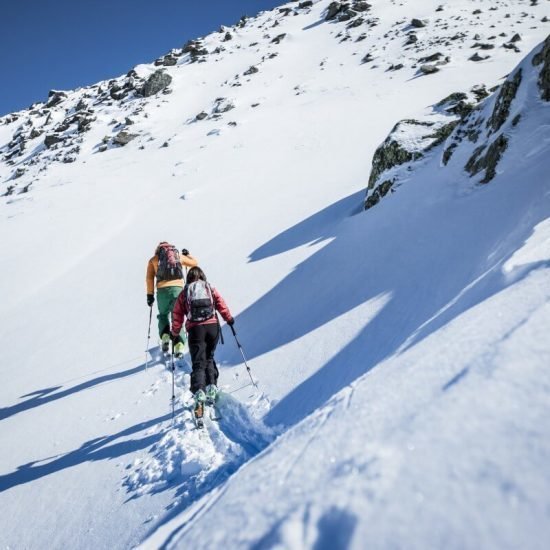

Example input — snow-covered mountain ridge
[1,1,549,549]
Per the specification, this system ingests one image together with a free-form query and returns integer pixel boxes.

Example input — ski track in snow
[1,0,549,548]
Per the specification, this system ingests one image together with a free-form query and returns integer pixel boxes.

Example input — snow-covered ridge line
[2,0,548,199]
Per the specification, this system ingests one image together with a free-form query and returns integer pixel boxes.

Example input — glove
[147,294,154,306]
[181,248,189,256]
[170,332,180,343]
[227,317,234,327]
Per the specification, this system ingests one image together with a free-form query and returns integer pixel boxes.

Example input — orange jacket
[146,254,199,294]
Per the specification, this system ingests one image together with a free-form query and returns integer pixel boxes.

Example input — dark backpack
[185,280,215,322]
[156,243,183,282]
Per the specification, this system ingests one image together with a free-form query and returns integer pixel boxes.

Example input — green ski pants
[157,286,184,343]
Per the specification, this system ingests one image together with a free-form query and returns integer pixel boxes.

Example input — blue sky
[0,0,283,116]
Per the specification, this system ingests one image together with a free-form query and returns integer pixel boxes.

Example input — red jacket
[171,284,233,335]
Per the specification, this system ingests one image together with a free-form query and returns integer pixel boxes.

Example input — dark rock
[426,120,459,147]
[161,142,169,148]
[326,2,344,20]
[510,33,522,43]
[503,43,521,53]
[437,92,466,106]
[471,85,490,102]
[162,55,178,66]
[411,18,427,28]
[368,136,422,188]
[365,179,394,210]
[44,134,64,148]
[29,128,43,139]
[75,99,87,111]
[182,40,209,61]
[195,112,208,121]
[473,42,495,50]
[98,144,108,153]
[140,70,172,97]
[347,17,364,28]
[243,65,259,76]
[338,10,357,22]
[361,52,374,63]
[447,101,475,119]
[272,33,287,44]
[46,91,67,108]
[532,34,550,101]
[511,114,521,126]
[465,134,508,183]
[442,143,458,165]
[469,52,489,61]
[14,167,25,179]
[405,32,418,45]
[213,98,235,113]
[487,68,522,132]
[77,114,95,132]
[472,9,482,15]
[353,1,371,12]
[542,16,549,23]
[223,32,233,42]
[299,1,313,8]
[113,131,138,146]
[389,63,404,71]
[419,52,444,63]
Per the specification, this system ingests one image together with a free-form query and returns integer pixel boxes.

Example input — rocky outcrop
[140,71,172,97]
[532,34,550,101]
[367,125,425,189]
[113,131,138,146]
[182,40,209,62]
[487,69,522,133]
[465,134,508,183]
[365,36,549,210]
[46,90,67,108]
[44,134,65,148]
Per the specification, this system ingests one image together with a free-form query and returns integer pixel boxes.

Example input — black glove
[181,248,189,256]
[147,294,154,306]
[227,317,234,326]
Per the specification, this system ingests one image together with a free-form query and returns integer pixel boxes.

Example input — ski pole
[171,340,176,424]
[230,325,258,389]
[145,306,153,372]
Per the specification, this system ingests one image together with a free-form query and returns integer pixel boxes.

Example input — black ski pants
[188,323,220,394]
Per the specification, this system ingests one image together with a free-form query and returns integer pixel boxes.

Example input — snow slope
[1,1,549,548]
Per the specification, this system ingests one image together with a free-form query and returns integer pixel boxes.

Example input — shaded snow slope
[146,36,550,549]
[1,1,549,549]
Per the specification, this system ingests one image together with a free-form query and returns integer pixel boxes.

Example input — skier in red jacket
[171,266,234,422]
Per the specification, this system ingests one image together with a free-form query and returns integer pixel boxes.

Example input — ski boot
[205,384,219,406]
[174,341,185,359]
[161,333,170,354]
[193,389,206,429]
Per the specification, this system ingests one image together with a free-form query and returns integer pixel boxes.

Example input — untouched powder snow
[1,1,549,549]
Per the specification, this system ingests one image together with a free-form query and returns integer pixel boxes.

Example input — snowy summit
[1,1,550,549]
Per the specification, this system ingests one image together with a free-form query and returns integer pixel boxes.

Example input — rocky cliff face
[365,34,550,210]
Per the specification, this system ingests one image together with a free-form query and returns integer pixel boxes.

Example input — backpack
[156,243,183,282]
[185,280,215,322]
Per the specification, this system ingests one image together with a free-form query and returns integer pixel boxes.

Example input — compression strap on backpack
[216,312,224,345]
